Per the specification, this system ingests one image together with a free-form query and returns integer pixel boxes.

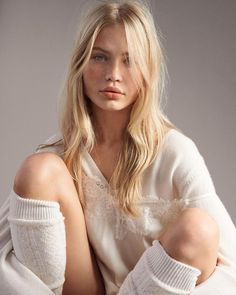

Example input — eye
[124,56,130,66]
[91,54,107,62]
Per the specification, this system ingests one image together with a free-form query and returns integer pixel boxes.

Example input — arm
[172,135,236,293]
[119,135,236,294]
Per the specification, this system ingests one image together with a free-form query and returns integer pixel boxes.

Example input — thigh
[13,152,104,295]
[58,172,104,294]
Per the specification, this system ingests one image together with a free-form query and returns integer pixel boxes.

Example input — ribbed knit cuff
[8,189,63,221]
[131,240,201,294]
[150,240,201,292]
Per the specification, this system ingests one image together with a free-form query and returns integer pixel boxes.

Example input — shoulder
[152,129,216,201]
[161,129,215,190]
[158,129,204,170]
[157,129,209,179]
[162,129,200,157]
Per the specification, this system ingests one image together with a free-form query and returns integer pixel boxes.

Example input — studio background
[0,0,235,223]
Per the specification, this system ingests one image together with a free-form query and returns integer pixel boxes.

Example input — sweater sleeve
[119,133,236,295]
[8,190,66,295]
[172,135,236,294]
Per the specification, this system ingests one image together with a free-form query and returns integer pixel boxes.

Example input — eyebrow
[92,46,128,55]
[92,47,109,53]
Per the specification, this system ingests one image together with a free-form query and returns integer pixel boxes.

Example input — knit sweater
[0,129,236,294]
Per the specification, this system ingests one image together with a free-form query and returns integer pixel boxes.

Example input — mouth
[100,87,125,95]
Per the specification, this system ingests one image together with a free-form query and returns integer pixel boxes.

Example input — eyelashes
[92,54,107,62]
[91,54,130,65]
[124,56,130,65]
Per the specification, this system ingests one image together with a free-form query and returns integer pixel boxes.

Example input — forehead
[93,24,128,53]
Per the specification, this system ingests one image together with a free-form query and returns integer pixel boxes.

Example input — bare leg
[159,208,219,285]
[13,152,105,295]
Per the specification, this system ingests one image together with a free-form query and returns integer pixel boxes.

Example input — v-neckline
[83,149,111,185]
[82,128,175,187]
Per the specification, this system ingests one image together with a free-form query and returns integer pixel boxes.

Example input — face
[82,23,141,113]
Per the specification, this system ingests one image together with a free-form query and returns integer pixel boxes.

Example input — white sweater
[0,129,236,294]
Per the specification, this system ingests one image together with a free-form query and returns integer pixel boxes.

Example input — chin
[102,106,125,112]
[98,101,129,111]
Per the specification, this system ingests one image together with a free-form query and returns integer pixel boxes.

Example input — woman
[0,1,236,294]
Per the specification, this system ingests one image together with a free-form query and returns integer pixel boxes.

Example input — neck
[91,106,131,146]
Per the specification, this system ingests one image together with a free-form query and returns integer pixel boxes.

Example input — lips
[100,86,124,95]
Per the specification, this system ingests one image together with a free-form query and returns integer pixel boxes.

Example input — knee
[159,208,219,266]
[13,152,69,202]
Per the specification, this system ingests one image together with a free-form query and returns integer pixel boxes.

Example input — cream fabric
[0,129,235,294]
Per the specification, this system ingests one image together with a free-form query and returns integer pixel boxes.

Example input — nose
[105,61,122,82]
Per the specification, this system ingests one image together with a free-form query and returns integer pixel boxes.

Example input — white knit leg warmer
[118,240,201,295]
[8,190,66,295]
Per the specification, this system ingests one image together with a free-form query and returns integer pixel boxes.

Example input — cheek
[84,66,102,81]
[83,68,96,94]
[127,79,139,96]
[129,73,143,97]
[83,68,103,98]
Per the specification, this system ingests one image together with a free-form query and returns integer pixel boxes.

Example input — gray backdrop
[1,0,235,223]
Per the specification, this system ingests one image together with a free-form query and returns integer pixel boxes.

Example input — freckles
[86,66,102,79]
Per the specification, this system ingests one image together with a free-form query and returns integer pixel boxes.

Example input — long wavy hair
[36,0,178,216]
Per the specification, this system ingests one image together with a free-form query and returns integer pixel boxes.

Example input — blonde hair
[37,0,178,216]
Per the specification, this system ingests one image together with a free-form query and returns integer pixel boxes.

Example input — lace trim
[82,174,189,240]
